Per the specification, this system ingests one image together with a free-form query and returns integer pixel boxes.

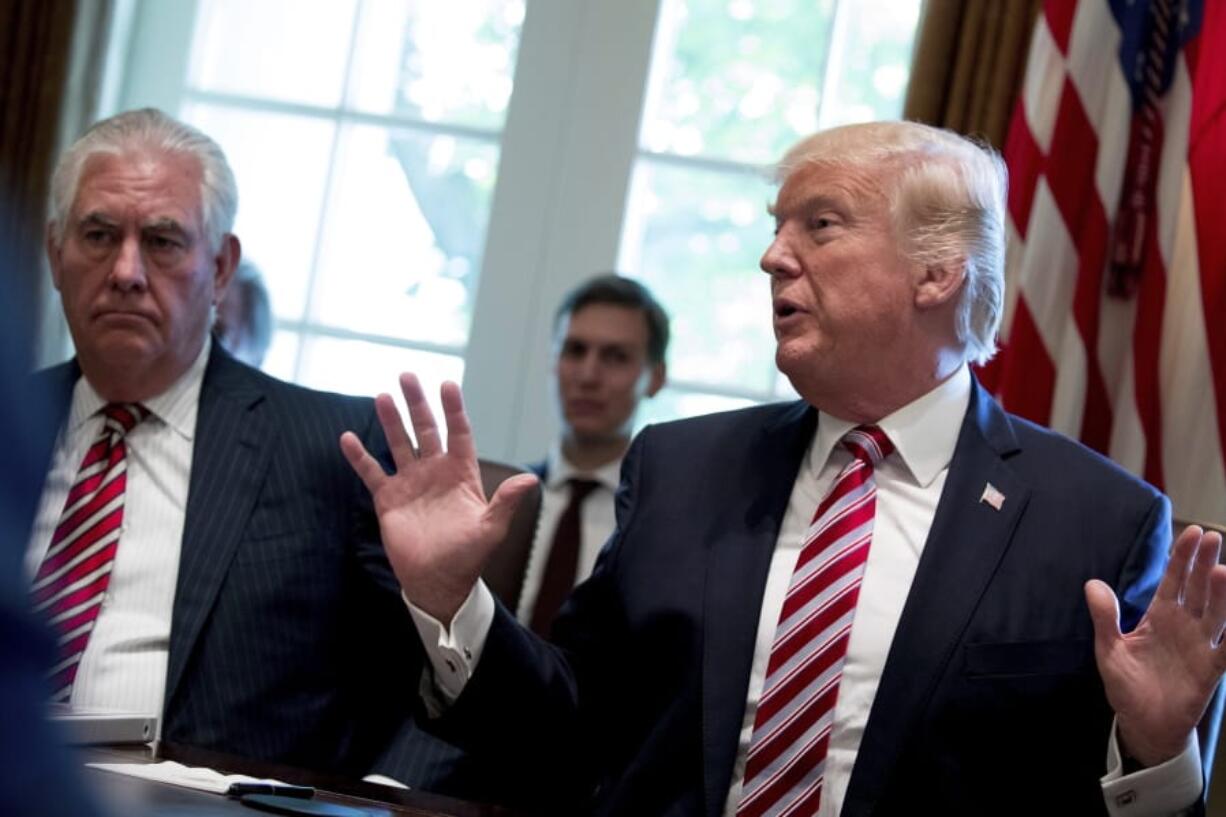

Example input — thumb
[1085,579,1124,654]
[483,473,540,539]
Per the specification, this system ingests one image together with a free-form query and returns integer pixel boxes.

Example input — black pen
[227,782,315,798]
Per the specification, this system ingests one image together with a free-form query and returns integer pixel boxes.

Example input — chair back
[479,459,542,611]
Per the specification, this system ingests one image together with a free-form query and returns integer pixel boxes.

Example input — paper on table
[85,760,292,795]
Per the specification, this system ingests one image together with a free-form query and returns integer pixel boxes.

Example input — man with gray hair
[28,108,428,778]
[345,121,1224,815]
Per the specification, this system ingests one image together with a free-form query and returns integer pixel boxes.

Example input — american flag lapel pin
[980,482,1005,511]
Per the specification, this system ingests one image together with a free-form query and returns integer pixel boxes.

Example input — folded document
[86,760,300,796]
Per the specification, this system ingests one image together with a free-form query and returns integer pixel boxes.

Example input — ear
[645,361,666,398]
[45,223,63,292]
[914,258,965,310]
[212,234,241,305]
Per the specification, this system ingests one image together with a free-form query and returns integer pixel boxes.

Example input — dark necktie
[31,403,149,701]
[530,478,600,635]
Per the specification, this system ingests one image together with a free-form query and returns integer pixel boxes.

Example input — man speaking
[344,121,1224,815]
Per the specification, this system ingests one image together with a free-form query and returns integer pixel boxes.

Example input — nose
[760,230,800,279]
[576,349,602,383]
[109,235,148,292]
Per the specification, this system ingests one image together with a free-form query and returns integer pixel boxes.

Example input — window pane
[187,0,357,107]
[182,103,335,320]
[260,329,300,381]
[641,0,837,165]
[294,335,465,442]
[773,370,800,400]
[347,0,525,129]
[817,0,922,127]
[309,125,498,347]
[621,159,776,394]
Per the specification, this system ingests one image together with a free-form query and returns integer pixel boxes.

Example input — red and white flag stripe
[981,0,1226,525]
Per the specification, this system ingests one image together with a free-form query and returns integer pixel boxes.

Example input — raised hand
[1086,525,1226,766]
[340,373,538,623]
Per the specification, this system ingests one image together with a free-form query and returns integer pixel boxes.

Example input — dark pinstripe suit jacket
[36,344,427,776]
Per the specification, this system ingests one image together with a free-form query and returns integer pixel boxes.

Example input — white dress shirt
[25,340,209,717]
[411,365,1200,815]
[514,444,621,624]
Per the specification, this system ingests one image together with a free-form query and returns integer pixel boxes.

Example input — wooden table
[81,742,527,817]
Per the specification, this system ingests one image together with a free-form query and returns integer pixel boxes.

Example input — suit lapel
[164,347,275,707]
[702,401,816,817]
[35,360,80,474]
[842,382,1030,815]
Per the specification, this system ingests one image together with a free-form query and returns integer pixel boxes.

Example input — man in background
[518,274,667,633]
[214,259,272,367]
[27,107,424,779]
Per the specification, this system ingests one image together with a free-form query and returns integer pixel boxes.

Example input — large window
[622,0,922,425]
[177,0,523,417]
[106,0,922,460]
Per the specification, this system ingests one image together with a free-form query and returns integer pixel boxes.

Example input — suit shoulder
[1002,409,1162,506]
[212,359,375,426]
[631,401,810,468]
[642,400,806,442]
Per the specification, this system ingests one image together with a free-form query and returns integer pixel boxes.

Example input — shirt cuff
[404,581,496,711]
[1101,720,1202,816]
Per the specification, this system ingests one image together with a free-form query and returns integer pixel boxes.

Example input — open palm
[1087,525,1226,766]
[341,373,538,623]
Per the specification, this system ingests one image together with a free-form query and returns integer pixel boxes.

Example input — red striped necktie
[737,425,894,817]
[31,402,149,702]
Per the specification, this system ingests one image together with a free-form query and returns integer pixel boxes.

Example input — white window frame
[107,0,661,463]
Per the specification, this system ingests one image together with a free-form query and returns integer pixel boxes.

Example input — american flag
[978,0,1226,524]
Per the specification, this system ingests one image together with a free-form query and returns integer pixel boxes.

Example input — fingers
[1085,579,1123,655]
[1185,528,1221,615]
[440,381,477,462]
[400,373,443,458]
[340,431,388,493]
[375,393,416,470]
[484,473,539,537]
[1205,563,1226,649]
[1154,526,1201,603]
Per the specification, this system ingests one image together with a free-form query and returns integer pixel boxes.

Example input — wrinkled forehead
[770,158,894,218]
[72,150,206,225]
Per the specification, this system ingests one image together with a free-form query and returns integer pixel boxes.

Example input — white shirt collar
[807,364,972,488]
[544,440,623,493]
[67,336,212,441]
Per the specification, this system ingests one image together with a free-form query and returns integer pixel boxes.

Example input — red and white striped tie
[31,403,148,702]
[737,424,893,817]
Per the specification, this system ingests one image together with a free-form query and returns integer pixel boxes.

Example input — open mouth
[774,300,802,318]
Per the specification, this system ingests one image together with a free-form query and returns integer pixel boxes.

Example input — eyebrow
[74,213,193,238]
[76,212,120,230]
[142,217,191,236]
[766,194,848,222]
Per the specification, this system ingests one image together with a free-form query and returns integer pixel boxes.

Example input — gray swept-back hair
[776,121,1008,365]
[48,108,238,252]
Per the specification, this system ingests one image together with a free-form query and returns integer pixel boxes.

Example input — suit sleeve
[420,423,655,801]
[1115,492,1172,633]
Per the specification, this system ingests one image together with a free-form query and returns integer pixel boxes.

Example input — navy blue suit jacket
[35,345,426,776]
[434,381,1172,816]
